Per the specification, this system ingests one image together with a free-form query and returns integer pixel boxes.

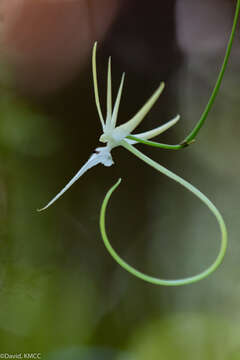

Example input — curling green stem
[100,141,227,286]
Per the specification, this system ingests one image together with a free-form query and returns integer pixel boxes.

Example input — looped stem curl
[99,142,227,286]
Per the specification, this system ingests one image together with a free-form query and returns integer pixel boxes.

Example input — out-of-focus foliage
[0,93,60,156]
[125,313,240,360]
[0,1,239,359]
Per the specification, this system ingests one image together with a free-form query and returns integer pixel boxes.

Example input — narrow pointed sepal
[105,57,112,129]
[92,42,105,129]
[111,73,125,129]
[115,82,165,138]
[127,115,180,144]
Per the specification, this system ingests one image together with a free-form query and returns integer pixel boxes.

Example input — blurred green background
[0,1,240,359]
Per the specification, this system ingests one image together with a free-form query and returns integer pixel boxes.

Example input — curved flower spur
[39,42,228,286]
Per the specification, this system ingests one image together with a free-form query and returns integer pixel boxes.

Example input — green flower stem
[100,140,227,286]
[126,135,188,150]
[127,0,240,149]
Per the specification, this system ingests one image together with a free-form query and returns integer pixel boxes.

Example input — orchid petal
[111,73,125,129]
[114,82,165,138]
[92,42,105,129]
[127,115,180,144]
[105,57,112,129]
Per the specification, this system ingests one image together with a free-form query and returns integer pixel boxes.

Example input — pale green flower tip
[119,73,126,90]
[121,73,126,85]
[122,73,126,85]
[36,206,46,213]
[160,82,165,90]
[93,42,98,59]
[166,114,180,129]
[155,82,165,96]
[37,202,53,212]
[174,114,180,124]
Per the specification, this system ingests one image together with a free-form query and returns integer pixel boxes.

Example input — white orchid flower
[39,42,179,211]
[38,0,240,286]
[38,42,227,287]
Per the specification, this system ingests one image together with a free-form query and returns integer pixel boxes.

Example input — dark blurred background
[0,0,240,358]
